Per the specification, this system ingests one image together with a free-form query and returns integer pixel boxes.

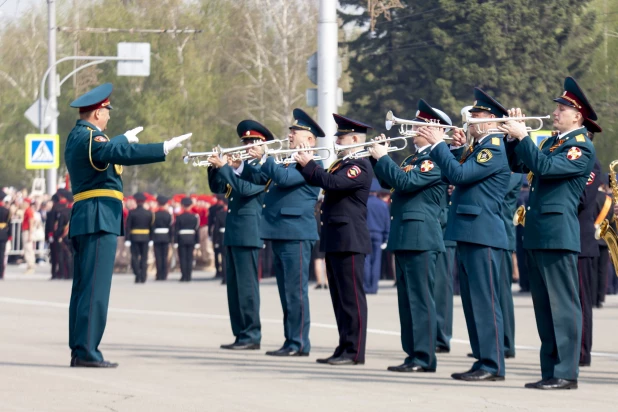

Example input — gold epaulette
[225,184,232,199]
[576,134,586,142]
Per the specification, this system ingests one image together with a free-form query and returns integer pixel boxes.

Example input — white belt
[154,228,170,234]
[178,229,196,235]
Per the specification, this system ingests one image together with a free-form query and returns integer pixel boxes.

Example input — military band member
[419,88,511,382]
[500,173,523,359]
[239,110,323,356]
[66,83,191,367]
[174,197,200,282]
[152,195,173,281]
[54,190,74,279]
[46,193,61,279]
[208,120,266,350]
[500,76,597,390]
[0,191,10,280]
[368,99,450,372]
[295,114,373,366]
[125,192,153,283]
[575,122,602,367]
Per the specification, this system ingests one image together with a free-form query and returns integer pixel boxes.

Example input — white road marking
[1,296,617,358]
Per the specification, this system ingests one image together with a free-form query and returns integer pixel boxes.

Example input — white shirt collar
[415,144,431,153]
[557,126,585,140]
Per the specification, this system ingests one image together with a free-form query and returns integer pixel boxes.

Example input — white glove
[173,243,179,249]
[380,243,387,250]
[194,244,200,249]
[148,240,154,247]
[124,126,143,144]
[125,240,131,247]
[163,133,192,155]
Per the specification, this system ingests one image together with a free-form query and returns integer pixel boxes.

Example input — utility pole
[47,0,58,195]
[317,0,338,167]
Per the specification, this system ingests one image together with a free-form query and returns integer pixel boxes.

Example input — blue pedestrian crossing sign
[25,134,59,170]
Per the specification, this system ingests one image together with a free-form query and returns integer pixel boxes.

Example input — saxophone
[595,160,618,277]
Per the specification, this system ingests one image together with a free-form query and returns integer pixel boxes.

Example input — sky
[0,0,40,22]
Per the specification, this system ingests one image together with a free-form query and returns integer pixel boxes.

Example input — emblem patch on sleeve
[347,165,361,179]
[476,149,493,163]
[420,160,434,172]
[567,147,582,160]
[94,136,107,143]
[587,171,596,186]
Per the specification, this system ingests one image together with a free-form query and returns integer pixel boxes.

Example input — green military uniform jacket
[372,147,446,252]
[65,120,166,238]
[505,127,596,252]
[207,162,265,248]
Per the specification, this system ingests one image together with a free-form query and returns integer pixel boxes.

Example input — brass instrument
[334,136,408,160]
[183,139,285,167]
[595,160,618,276]
[385,111,454,143]
[513,205,526,227]
[266,147,332,165]
[465,116,549,135]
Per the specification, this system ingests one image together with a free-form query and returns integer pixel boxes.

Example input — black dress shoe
[452,369,504,381]
[525,379,545,388]
[220,342,260,350]
[466,353,476,358]
[579,361,590,367]
[70,356,76,367]
[435,346,450,353]
[316,356,336,364]
[529,378,578,390]
[327,356,364,366]
[387,363,435,373]
[265,347,309,357]
[505,353,515,359]
[72,358,118,368]
[314,284,324,290]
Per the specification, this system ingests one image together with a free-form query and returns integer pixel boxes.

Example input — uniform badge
[576,134,586,142]
[476,149,493,163]
[420,160,434,172]
[94,135,107,143]
[347,165,361,179]
[587,171,596,186]
[567,147,582,160]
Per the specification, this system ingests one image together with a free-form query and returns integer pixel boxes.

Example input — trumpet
[465,116,550,135]
[385,111,455,143]
[182,139,285,166]
[334,136,408,160]
[266,147,333,165]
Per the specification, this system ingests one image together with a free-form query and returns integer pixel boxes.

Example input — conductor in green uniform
[66,83,191,367]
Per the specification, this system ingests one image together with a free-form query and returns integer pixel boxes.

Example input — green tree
[340,0,601,135]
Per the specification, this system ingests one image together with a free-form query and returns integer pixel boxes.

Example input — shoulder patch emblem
[587,171,596,186]
[567,147,582,161]
[347,165,361,179]
[420,160,434,172]
[94,135,107,143]
[476,149,493,163]
[575,134,586,143]
[491,137,501,146]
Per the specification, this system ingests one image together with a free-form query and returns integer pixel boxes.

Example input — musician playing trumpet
[367,99,451,373]
[418,88,511,382]
[238,109,324,357]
